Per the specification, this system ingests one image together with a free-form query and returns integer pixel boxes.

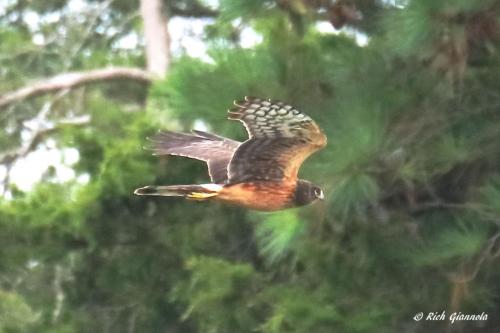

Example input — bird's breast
[217,181,296,211]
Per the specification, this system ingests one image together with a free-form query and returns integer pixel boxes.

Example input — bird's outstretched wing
[149,130,240,183]
[227,97,327,183]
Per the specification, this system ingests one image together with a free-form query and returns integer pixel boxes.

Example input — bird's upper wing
[227,97,327,183]
[149,130,240,183]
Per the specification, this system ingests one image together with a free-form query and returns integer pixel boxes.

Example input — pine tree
[1,1,500,332]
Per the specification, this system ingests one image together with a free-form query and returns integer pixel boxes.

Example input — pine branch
[0,67,153,109]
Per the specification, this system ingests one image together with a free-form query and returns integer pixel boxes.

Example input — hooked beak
[318,191,325,200]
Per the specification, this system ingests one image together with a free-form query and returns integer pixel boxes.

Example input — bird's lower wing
[149,131,240,183]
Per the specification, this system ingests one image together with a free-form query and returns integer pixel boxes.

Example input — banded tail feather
[134,184,222,200]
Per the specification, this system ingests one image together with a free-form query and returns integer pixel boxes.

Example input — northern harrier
[134,97,327,211]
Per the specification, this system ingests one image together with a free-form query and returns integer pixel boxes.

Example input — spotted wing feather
[228,97,318,139]
[149,130,240,183]
[227,97,327,183]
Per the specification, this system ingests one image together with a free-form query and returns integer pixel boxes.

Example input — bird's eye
[314,188,324,199]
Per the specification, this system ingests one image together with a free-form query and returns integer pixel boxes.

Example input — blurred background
[1,0,500,332]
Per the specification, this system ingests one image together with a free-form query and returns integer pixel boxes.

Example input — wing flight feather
[149,130,240,183]
[227,97,327,183]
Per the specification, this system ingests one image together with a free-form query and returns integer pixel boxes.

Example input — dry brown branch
[0,67,152,109]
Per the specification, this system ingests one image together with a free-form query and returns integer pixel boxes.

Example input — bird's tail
[134,184,222,200]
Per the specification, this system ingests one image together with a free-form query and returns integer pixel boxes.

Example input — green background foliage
[1,0,500,332]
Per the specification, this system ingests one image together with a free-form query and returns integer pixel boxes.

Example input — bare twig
[0,67,152,109]
[449,231,500,283]
[0,88,89,167]
[127,310,138,333]
[65,0,115,68]
[1,90,68,168]
[106,12,141,48]
[52,264,65,323]
[0,115,90,165]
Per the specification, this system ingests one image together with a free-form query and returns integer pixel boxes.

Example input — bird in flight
[134,97,327,211]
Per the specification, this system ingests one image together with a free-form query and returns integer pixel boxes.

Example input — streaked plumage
[135,96,327,211]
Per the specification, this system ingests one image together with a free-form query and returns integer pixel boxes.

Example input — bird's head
[294,180,324,207]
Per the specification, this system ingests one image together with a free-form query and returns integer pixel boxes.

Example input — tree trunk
[140,0,171,78]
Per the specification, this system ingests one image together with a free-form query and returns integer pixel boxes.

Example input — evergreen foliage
[1,0,500,332]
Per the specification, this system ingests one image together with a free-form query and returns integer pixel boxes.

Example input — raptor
[134,97,327,211]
